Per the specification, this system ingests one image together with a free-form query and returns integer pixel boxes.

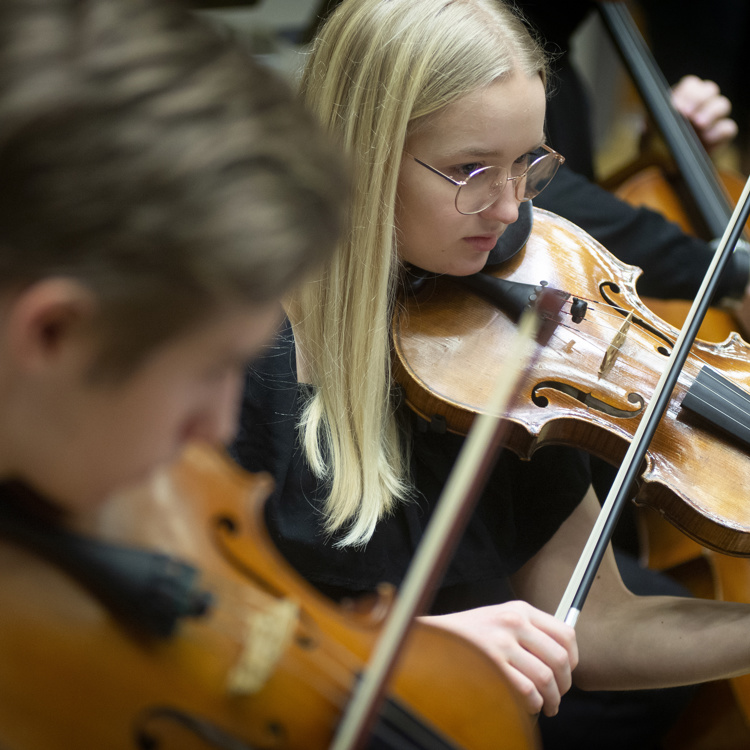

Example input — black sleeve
[412,422,591,576]
[534,164,749,302]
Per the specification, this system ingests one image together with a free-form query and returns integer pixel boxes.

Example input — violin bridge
[599,311,633,378]
[227,598,300,695]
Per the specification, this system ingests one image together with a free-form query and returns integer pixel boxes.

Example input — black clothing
[230,318,590,608]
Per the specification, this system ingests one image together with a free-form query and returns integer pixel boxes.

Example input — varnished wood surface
[394,208,750,556]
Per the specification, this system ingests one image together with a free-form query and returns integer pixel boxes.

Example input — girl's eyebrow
[451,139,547,161]
[453,147,502,159]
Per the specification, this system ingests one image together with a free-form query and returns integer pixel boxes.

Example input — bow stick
[556,173,750,625]
[331,287,567,750]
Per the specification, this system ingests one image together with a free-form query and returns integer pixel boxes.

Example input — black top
[230,319,590,614]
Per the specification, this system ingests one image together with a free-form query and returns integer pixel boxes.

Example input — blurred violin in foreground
[0,443,538,750]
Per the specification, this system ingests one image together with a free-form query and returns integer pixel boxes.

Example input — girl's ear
[6,279,97,373]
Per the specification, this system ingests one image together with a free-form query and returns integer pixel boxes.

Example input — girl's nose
[478,183,521,224]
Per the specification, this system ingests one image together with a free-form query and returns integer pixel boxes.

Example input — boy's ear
[6,279,97,372]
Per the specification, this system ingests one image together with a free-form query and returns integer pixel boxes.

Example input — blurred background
[189,0,746,185]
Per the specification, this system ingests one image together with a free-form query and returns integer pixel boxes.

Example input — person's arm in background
[536,74,749,305]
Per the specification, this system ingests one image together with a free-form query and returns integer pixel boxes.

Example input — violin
[0,443,539,750]
[393,207,750,556]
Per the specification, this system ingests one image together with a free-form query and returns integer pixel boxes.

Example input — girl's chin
[442,257,488,277]
[408,251,487,277]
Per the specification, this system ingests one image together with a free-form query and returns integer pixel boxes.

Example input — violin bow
[556,173,750,625]
[330,290,567,750]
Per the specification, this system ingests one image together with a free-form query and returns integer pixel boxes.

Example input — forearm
[512,487,750,694]
[574,591,750,691]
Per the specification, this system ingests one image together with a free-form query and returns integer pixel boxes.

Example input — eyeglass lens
[455,152,561,214]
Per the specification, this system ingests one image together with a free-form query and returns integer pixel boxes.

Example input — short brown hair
[0,0,348,375]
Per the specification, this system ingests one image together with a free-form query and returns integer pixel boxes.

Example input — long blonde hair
[287,0,548,546]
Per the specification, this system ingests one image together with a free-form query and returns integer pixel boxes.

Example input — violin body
[0,444,538,750]
[394,208,750,557]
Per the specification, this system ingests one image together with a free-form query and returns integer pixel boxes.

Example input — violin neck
[597,1,732,239]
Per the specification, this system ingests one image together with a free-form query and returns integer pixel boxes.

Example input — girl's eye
[510,151,536,176]
[454,162,484,178]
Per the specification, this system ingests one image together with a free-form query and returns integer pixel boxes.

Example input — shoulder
[246,317,297,383]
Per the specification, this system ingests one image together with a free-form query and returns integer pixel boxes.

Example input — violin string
[553,302,750,427]
[683,366,750,428]
[554,316,689,381]
[560,312,684,375]
[549,322,692,397]
[564,318,750,428]
[567,296,720,373]
[559,297,710,381]
[551,305,699,397]
[552,308,693,387]
[186,578,453,746]
[563,295,750,425]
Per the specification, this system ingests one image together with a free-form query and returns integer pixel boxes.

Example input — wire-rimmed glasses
[405,144,565,215]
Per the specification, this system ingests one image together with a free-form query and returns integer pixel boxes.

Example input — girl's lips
[463,235,498,253]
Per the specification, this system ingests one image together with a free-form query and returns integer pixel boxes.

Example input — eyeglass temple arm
[407,154,464,187]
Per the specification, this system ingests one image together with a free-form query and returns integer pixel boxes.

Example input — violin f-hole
[600,281,675,349]
[531,380,645,419]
